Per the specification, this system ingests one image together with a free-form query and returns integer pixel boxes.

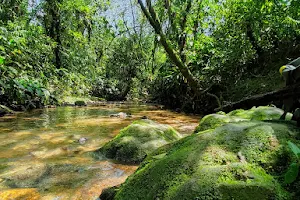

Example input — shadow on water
[0,104,200,199]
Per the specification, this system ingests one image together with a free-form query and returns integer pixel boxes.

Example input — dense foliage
[144,0,300,112]
[0,0,299,112]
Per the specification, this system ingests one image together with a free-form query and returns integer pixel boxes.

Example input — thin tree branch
[179,0,192,62]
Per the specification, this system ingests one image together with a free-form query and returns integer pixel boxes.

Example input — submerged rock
[78,137,88,145]
[107,108,300,200]
[94,119,181,164]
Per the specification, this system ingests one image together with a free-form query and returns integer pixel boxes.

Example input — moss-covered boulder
[94,119,181,164]
[195,106,287,133]
[0,105,14,117]
[195,113,246,132]
[111,120,300,200]
[227,106,285,120]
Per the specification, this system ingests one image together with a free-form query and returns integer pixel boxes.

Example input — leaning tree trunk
[216,83,300,113]
[137,0,221,108]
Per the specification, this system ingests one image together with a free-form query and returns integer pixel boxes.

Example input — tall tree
[43,0,63,69]
[137,0,221,108]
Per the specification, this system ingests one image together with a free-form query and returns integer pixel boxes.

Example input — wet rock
[62,102,75,106]
[154,105,164,109]
[0,188,41,200]
[114,169,125,177]
[10,104,25,111]
[141,116,148,119]
[2,163,47,188]
[78,137,88,145]
[109,112,131,119]
[112,110,300,200]
[94,119,181,164]
[100,186,120,200]
[44,105,56,108]
[75,101,87,106]
[175,108,181,113]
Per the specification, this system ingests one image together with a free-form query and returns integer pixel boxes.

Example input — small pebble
[78,137,87,145]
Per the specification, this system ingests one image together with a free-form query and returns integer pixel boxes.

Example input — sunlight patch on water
[0,188,40,200]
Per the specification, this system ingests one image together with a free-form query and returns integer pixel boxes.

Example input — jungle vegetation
[0,0,299,113]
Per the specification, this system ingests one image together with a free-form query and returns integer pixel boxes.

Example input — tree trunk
[137,0,221,108]
[45,0,62,69]
[216,83,300,113]
[138,0,202,94]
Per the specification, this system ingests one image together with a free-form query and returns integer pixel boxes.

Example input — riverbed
[0,104,200,199]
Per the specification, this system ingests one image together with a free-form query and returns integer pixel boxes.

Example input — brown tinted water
[0,104,200,199]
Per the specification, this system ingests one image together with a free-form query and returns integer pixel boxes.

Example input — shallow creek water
[0,103,200,199]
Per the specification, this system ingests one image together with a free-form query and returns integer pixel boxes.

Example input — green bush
[90,78,122,101]
[0,77,56,109]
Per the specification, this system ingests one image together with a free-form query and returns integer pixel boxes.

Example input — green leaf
[288,141,300,158]
[9,39,15,45]
[284,163,299,184]
[8,67,18,75]
[0,56,5,65]
[36,88,43,97]
[27,86,34,93]
[42,88,50,98]
[152,153,167,160]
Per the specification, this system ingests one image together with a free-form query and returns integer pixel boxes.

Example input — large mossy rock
[94,119,181,164]
[195,106,287,132]
[112,119,300,200]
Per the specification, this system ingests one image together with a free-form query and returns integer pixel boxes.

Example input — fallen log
[216,83,300,113]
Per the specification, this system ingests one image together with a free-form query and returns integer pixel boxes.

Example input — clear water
[0,104,200,199]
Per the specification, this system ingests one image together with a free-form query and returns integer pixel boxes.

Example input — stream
[0,103,200,199]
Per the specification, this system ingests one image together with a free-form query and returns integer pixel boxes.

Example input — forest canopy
[0,0,299,112]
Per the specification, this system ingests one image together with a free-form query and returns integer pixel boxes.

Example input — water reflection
[0,104,200,199]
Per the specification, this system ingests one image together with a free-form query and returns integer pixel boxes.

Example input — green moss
[113,120,299,200]
[195,106,286,133]
[94,119,181,164]
[228,106,284,121]
[194,114,246,133]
